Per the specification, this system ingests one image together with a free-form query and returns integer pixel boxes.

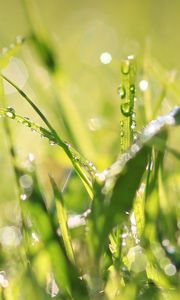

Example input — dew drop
[22,117,31,127]
[133,132,138,141]
[121,59,130,74]
[120,103,132,117]
[132,112,136,119]
[49,140,56,146]
[120,121,124,127]
[20,194,27,201]
[130,85,135,93]
[73,156,80,162]
[117,85,126,98]
[120,131,124,137]
[6,107,16,119]
[131,120,136,129]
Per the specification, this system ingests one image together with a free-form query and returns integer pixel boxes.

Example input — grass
[0,10,180,300]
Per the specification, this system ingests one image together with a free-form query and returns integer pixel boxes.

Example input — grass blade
[49,175,75,264]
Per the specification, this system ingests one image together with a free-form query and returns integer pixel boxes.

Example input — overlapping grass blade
[88,107,180,258]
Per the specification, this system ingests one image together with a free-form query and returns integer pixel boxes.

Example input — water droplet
[121,59,130,74]
[120,131,124,137]
[120,121,124,127]
[65,142,72,149]
[20,194,27,201]
[95,172,106,184]
[6,107,15,119]
[130,85,135,93]
[120,103,132,117]
[73,156,80,162]
[131,120,136,129]
[49,140,56,146]
[117,85,126,98]
[132,112,136,119]
[22,117,31,127]
[133,132,138,141]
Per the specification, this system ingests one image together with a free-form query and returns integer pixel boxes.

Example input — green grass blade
[88,107,180,258]
[49,176,75,264]
[0,74,96,197]
[118,56,136,153]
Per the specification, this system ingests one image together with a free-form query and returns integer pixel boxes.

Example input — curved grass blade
[49,175,75,264]
[0,74,96,197]
[88,107,180,258]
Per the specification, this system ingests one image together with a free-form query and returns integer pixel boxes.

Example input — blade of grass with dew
[0,36,26,69]
[0,106,94,199]
[0,75,96,197]
[49,175,75,264]
[118,56,136,153]
[87,107,180,259]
